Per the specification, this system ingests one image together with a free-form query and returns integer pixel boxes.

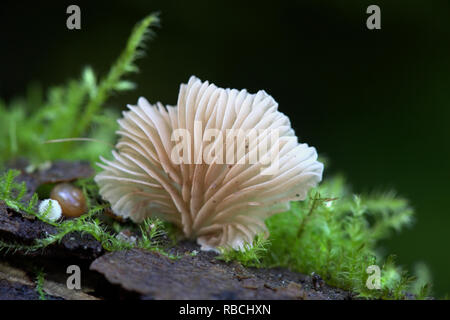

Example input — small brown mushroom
[50,183,87,218]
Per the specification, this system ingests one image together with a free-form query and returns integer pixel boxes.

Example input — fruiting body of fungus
[50,183,87,218]
[38,199,62,222]
[95,76,324,251]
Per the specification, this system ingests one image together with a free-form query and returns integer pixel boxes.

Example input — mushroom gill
[95,76,324,251]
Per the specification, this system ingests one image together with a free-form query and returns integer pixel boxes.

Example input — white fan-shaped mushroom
[95,76,324,251]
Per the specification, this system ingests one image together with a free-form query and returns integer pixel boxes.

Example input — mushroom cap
[95,76,323,251]
[38,199,63,222]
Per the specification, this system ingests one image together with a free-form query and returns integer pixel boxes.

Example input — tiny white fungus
[38,199,62,221]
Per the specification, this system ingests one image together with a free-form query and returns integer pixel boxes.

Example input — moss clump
[217,234,270,267]
[0,170,176,258]
[219,174,431,299]
[0,13,159,165]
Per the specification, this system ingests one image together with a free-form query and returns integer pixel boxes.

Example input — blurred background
[1,0,449,296]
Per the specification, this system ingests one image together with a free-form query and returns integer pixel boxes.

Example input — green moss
[0,13,159,165]
[0,170,176,258]
[217,234,270,267]
[217,175,432,299]
[34,270,47,300]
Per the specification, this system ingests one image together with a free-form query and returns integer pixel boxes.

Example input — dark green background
[1,1,449,296]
